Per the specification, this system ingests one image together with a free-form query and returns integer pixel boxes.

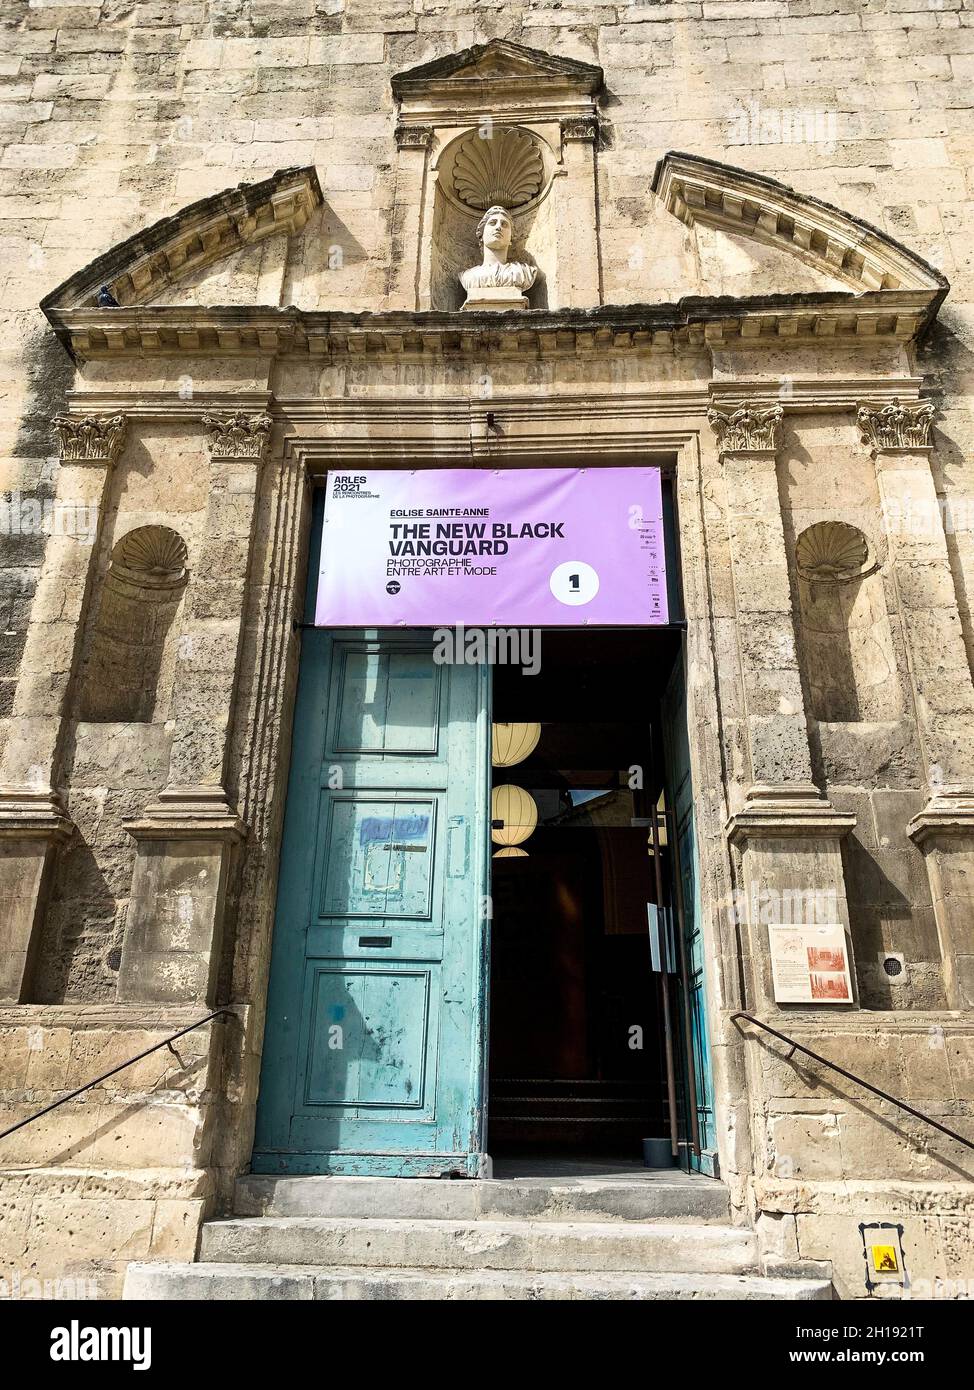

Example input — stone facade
[0,0,973,1300]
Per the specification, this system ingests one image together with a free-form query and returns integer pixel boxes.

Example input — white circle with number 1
[550,560,600,606]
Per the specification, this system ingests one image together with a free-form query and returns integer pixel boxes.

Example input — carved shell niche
[796,521,870,582]
[111,525,189,589]
[452,127,545,212]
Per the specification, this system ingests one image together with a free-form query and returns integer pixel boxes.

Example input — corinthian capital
[52,413,126,464]
[202,411,273,461]
[395,124,434,150]
[857,399,935,453]
[561,116,599,143]
[708,403,783,458]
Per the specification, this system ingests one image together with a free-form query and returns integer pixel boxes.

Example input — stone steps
[124,1260,833,1301]
[121,1173,835,1301]
[198,1214,759,1274]
[234,1173,731,1223]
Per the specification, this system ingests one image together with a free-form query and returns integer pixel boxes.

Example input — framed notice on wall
[768,923,854,1005]
[314,466,668,628]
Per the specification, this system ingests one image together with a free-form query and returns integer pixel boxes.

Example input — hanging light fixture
[493,846,529,859]
[491,783,538,847]
[491,722,541,768]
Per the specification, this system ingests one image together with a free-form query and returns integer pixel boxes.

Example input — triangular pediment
[392,39,602,99]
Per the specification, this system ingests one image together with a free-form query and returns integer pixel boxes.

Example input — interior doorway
[487,628,701,1167]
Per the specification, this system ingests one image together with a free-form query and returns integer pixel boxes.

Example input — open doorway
[487,628,695,1167]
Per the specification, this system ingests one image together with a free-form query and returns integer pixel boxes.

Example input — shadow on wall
[0,330,74,731]
[31,526,189,1004]
[79,526,188,723]
[795,522,902,724]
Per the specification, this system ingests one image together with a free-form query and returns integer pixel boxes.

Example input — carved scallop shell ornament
[112,525,189,586]
[452,128,544,212]
[796,521,870,581]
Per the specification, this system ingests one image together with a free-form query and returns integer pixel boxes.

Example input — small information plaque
[768,922,854,1004]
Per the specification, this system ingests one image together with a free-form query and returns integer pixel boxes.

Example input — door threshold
[484,1154,719,1182]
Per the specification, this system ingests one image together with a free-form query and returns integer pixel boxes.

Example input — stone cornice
[0,787,73,841]
[726,784,857,845]
[908,791,974,846]
[43,289,936,363]
[51,412,126,463]
[708,403,783,458]
[202,411,273,462]
[124,786,245,844]
[857,398,936,453]
[653,152,948,338]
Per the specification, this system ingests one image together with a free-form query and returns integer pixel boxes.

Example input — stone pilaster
[118,411,271,1005]
[0,413,125,1000]
[712,404,857,1012]
[559,117,602,308]
[392,125,434,311]
[859,400,974,1008]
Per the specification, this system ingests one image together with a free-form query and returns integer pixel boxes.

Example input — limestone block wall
[0,0,964,774]
[0,1006,223,1299]
[2,0,973,714]
[0,0,973,1301]
[26,422,209,1002]
[744,1015,974,1296]
[779,415,943,1010]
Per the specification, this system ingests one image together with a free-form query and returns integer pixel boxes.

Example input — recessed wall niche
[794,520,902,724]
[430,125,557,311]
[79,524,188,723]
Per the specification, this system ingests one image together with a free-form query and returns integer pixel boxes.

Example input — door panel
[254,627,490,1176]
[662,648,719,1176]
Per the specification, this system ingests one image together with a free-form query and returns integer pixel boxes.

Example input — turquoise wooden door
[253,525,490,1175]
[662,648,719,1176]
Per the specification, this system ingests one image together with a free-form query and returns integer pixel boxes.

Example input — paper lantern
[491,722,541,768]
[491,783,538,846]
[493,846,529,859]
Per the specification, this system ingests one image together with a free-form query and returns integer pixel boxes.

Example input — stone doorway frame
[223,405,749,1198]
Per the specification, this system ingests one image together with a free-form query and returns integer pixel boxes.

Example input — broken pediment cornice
[40,167,322,315]
[653,152,948,337]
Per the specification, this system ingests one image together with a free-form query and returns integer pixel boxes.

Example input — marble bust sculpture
[459,206,537,310]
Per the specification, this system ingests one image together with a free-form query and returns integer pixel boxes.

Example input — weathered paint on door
[663,648,719,1176]
[253,526,490,1175]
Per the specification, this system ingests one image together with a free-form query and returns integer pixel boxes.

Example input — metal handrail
[0,1009,233,1145]
[732,1011,974,1154]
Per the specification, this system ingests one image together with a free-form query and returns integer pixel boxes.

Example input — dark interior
[488,628,683,1159]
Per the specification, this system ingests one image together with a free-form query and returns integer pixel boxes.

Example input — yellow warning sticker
[872,1245,899,1274]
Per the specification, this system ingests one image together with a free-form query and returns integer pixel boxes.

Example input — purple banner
[314,467,668,628]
